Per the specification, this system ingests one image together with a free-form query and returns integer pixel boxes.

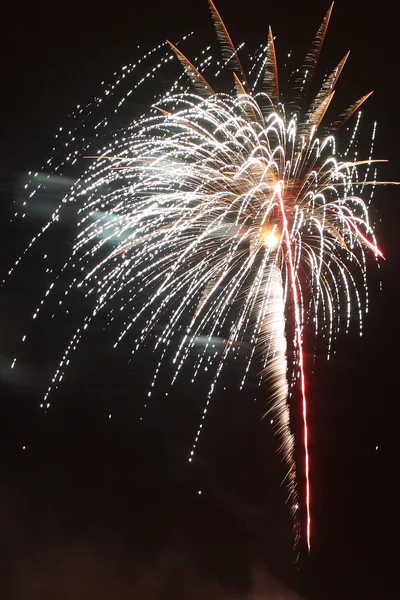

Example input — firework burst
[5,1,389,551]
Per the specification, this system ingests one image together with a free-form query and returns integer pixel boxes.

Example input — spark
[261,229,280,249]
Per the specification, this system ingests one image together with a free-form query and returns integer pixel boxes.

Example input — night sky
[1,1,399,598]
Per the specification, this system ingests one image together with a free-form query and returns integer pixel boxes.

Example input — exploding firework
[5,1,389,551]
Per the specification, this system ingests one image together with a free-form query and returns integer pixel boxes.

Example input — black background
[0,1,399,598]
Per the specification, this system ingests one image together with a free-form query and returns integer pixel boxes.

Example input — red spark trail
[326,207,385,259]
[276,182,311,551]
[348,221,385,258]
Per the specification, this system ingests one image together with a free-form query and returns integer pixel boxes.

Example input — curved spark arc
[3,1,389,553]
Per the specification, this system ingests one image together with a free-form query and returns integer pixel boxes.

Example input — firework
[5,1,388,551]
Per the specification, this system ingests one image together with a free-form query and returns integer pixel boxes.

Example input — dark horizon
[1,1,399,598]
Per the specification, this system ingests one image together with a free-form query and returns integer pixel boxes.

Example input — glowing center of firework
[261,230,279,248]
